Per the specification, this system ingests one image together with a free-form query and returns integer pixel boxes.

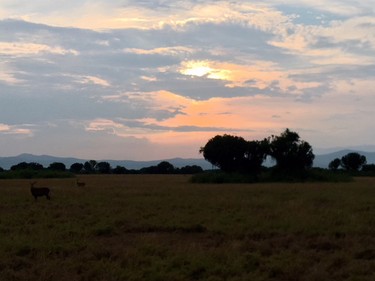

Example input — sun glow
[181,61,213,77]
[180,60,229,80]
[184,65,212,77]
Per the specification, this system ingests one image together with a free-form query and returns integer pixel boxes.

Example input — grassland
[1,175,375,281]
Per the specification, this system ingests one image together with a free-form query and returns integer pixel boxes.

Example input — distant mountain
[0,154,84,170]
[0,150,374,170]
[314,145,375,154]
[102,158,213,170]
[314,150,375,168]
[0,153,212,170]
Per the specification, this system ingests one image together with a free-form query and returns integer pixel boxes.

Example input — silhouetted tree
[140,166,157,174]
[179,165,203,174]
[329,158,341,170]
[241,140,269,175]
[362,164,375,173]
[139,162,175,174]
[96,161,111,174]
[268,129,314,175]
[11,162,29,171]
[11,162,44,171]
[157,161,175,174]
[341,152,367,172]
[84,160,96,173]
[48,162,66,171]
[70,163,84,173]
[200,134,268,174]
[200,134,249,173]
[112,165,128,174]
[28,162,44,170]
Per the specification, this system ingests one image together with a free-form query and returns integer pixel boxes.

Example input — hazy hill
[0,153,212,170]
[0,150,374,170]
[313,150,375,168]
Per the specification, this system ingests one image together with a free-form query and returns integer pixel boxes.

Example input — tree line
[0,159,203,178]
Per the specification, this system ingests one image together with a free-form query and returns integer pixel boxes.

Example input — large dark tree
[83,160,97,173]
[200,135,249,172]
[48,162,66,171]
[11,162,44,171]
[200,134,267,174]
[341,152,367,172]
[179,165,203,174]
[96,161,111,174]
[156,161,175,174]
[329,158,341,170]
[112,165,128,174]
[70,163,84,173]
[268,129,314,174]
[241,139,269,174]
[10,162,29,171]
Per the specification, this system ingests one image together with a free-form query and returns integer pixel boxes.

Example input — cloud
[63,74,111,87]
[0,2,292,31]
[268,0,372,16]
[0,42,79,56]
[0,123,33,136]
[123,46,194,56]
[0,61,25,85]
[179,60,321,93]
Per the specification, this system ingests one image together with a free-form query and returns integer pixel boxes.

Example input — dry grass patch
[0,175,375,280]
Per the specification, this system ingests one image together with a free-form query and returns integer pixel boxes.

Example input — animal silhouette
[30,181,51,200]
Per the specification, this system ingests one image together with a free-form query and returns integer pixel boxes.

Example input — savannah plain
[1,175,375,281]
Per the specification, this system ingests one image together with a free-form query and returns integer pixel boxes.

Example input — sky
[1,1,375,161]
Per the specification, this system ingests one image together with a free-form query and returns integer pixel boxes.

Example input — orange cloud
[180,60,321,92]
[2,2,289,31]
[94,90,285,143]
[85,85,370,154]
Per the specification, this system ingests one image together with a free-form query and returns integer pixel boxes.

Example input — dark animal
[30,181,51,200]
[76,179,85,187]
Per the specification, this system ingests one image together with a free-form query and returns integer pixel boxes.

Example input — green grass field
[1,175,375,281]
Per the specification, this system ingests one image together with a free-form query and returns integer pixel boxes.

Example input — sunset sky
[1,1,375,160]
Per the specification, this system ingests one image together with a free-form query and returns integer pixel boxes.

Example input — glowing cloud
[180,60,231,80]
[0,123,33,136]
[0,2,290,31]
[80,76,111,87]
[180,60,320,93]
[0,42,79,56]
[62,74,111,87]
[123,46,194,56]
